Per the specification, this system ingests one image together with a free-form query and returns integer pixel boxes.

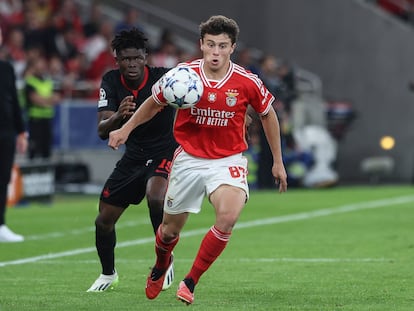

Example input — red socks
[186,226,231,284]
[154,225,179,270]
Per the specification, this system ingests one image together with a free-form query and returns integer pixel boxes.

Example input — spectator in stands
[82,2,104,38]
[0,26,27,242]
[81,20,117,98]
[52,0,83,35]
[24,56,61,160]
[258,54,282,97]
[48,54,76,97]
[148,29,179,68]
[82,20,113,65]
[0,0,23,27]
[235,46,260,75]
[50,23,79,64]
[3,26,26,80]
[21,0,54,52]
[114,6,145,34]
[256,54,288,188]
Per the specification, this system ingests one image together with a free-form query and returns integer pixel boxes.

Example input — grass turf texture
[0,185,413,310]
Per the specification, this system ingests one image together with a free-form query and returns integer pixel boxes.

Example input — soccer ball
[161,67,204,109]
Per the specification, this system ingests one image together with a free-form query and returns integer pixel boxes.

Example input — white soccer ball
[161,67,204,109]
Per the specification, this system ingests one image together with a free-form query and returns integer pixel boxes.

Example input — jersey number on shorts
[156,158,172,174]
[228,166,247,179]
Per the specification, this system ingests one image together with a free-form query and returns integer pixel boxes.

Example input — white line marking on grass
[235,194,414,230]
[30,257,393,265]
[1,195,413,268]
[25,219,149,241]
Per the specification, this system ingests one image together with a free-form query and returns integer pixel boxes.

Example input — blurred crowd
[0,0,195,99]
[233,48,339,189]
[1,0,355,188]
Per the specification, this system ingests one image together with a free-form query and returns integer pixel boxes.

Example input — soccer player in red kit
[108,15,288,304]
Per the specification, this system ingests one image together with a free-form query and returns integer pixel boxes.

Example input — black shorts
[100,156,172,208]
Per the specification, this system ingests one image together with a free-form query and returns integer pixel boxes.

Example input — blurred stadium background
[2,0,414,203]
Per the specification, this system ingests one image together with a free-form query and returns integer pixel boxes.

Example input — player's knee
[216,215,238,232]
[160,225,179,242]
[95,217,114,233]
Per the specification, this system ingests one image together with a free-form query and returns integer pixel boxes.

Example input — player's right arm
[108,95,164,150]
[97,95,135,139]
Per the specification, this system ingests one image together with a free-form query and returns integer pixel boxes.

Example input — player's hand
[272,163,288,193]
[108,128,128,150]
[16,132,28,154]
[118,96,136,119]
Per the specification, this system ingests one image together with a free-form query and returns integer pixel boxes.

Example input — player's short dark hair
[111,28,148,55]
[199,15,239,44]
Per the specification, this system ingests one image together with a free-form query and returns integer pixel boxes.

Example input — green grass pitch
[0,185,413,311]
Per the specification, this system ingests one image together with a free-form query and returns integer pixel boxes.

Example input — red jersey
[152,59,275,159]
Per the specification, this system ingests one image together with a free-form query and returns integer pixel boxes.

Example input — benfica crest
[225,90,239,107]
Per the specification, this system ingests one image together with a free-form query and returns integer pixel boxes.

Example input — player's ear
[230,43,236,54]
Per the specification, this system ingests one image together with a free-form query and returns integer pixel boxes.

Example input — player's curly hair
[199,15,239,44]
[111,28,148,55]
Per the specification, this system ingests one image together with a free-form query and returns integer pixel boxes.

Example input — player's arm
[260,107,288,193]
[97,95,135,139]
[108,95,163,150]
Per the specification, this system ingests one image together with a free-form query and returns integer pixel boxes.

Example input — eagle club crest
[225,90,239,107]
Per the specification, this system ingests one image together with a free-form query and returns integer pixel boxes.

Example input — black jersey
[0,60,25,136]
[98,66,177,162]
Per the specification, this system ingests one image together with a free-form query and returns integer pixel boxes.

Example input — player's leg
[177,185,246,304]
[177,154,249,304]
[0,136,24,242]
[146,174,174,290]
[87,157,147,292]
[146,149,206,300]
[87,201,124,292]
[145,212,188,299]
[146,155,175,290]
[146,175,167,234]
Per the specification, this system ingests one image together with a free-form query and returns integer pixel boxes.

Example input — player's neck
[202,61,231,80]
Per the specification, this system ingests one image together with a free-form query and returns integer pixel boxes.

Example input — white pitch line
[25,219,150,241]
[24,257,393,265]
[1,195,413,268]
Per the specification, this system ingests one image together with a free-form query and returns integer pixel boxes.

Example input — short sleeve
[151,75,167,106]
[248,76,275,116]
[97,74,118,112]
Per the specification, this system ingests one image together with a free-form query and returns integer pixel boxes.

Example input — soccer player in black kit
[87,28,177,292]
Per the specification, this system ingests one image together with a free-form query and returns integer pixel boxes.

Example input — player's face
[116,48,147,81]
[200,34,235,74]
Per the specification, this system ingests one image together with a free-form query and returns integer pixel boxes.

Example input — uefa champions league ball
[161,67,204,109]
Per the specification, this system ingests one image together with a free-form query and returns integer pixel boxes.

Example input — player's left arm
[97,96,136,140]
[108,96,162,150]
[260,107,288,192]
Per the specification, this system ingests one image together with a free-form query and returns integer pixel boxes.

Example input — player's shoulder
[102,69,121,84]
[177,59,202,71]
[147,66,170,80]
